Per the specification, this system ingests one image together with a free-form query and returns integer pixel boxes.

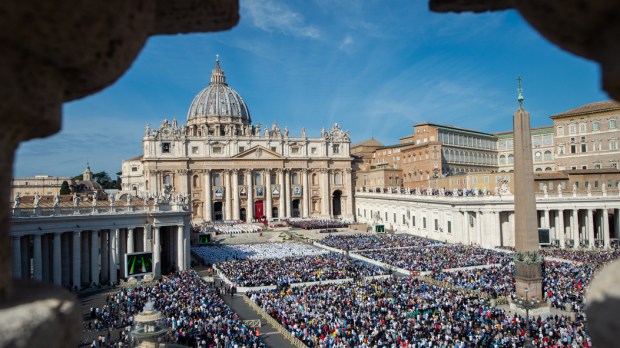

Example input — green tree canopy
[59,180,71,195]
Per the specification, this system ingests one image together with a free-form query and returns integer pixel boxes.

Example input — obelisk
[512,77,543,301]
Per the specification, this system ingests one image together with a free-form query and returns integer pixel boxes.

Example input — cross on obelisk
[512,77,543,301]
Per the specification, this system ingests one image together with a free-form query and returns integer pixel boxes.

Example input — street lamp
[517,288,540,348]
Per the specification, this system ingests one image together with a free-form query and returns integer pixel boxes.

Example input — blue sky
[14,0,608,177]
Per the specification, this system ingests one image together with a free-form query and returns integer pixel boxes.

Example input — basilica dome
[186,56,251,124]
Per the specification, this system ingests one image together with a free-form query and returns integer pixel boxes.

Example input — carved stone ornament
[512,251,544,264]
[327,122,350,142]
[154,118,184,140]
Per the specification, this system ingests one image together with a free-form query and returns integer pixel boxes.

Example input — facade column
[345,168,354,220]
[588,209,595,248]
[177,226,184,271]
[143,226,149,252]
[557,210,565,249]
[179,169,190,194]
[153,226,161,278]
[603,208,610,249]
[81,233,89,283]
[278,169,285,218]
[232,169,240,220]
[246,170,254,222]
[127,228,135,253]
[302,169,309,218]
[109,229,118,284]
[543,209,550,229]
[90,230,99,285]
[204,169,212,221]
[321,169,330,217]
[265,169,273,219]
[72,231,81,289]
[284,169,292,218]
[572,209,579,249]
[53,233,62,285]
[33,234,42,281]
[224,170,232,220]
[12,236,21,279]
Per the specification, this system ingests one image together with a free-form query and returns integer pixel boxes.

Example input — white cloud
[242,0,320,39]
[338,35,354,52]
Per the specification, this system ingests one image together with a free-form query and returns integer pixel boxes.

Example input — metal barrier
[242,295,308,348]
[243,319,262,328]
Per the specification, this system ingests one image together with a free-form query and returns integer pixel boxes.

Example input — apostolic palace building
[121,57,355,222]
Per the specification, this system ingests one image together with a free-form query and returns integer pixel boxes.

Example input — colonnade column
[100,230,108,282]
[265,169,273,219]
[572,209,579,249]
[177,226,184,271]
[53,233,62,285]
[12,236,21,279]
[557,210,565,249]
[153,226,161,278]
[204,169,212,221]
[247,170,254,222]
[109,229,118,284]
[278,169,285,218]
[184,224,191,269]
[232,169,240,220]
[90,230,99,285]
[321,169,330,217]
[284,169,291,218]
[543,209,550,229]
[588,209,595,248]
[33,234,42,281]
[302,169,309,218]
[603,208,610,249]
[42,235,50,281]
[127,228,135,253]
[224,170,232,220]
[72,231,80,288]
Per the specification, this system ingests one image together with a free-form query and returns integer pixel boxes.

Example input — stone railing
[355,189,620,200]
[11,202,189,218]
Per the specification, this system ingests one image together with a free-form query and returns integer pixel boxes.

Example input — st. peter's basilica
[121,57,354,222]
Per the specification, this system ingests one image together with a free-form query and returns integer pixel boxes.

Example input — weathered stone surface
[0,280,81,348]
[585,259,620,348]
[429,0,620,101]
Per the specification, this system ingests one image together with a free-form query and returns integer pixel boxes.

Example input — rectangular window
[595,181,599,188]
[131,167,138,172]
[434,219,438,231]
[271,146,277,152]
[364,209,366,218]
[393,213,396,223]
[581,143,587,152]
[412,216,416,227]
[385,212,388,221]
[333,145,340,154]
[557,126,564,136]
[570,145,576,154]
[532,135,541,147]
[238,146,245,153]
[579,123,587,133]
[192,146,199,154]
[212,146,222,154]
[291,147,299,154]
[483,176,489,183]
[447,221,452,233]
[610,119,617,129]
[311,147,317,154]
[543,134,553,145]
[593,122,600,131]
[423,217,427,229]
[610,140,619,150]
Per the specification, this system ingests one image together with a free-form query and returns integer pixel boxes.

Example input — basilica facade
[121,57,354,222]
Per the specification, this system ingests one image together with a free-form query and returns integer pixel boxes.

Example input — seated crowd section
[286,218,350,230]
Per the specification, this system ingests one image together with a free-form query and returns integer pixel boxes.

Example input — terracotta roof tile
[550,100,620,118]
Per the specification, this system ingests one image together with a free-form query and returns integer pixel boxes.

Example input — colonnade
[11,224,190,289]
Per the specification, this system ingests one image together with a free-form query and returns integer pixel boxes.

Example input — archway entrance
[332,190,342,217]
[272,207,279,218]
[292,199,301,217]
[254,200,264,220]
[213,202,223,221]
[240,208,246,222]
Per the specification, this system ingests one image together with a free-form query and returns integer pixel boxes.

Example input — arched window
[544,150,552,161]
[292,172,300,185]
[253,172,262,185]
[193,175,199,188]
[535,168,543,172]
[545,167,552,171]
[508,154,514,164]
[312,173,318,185]
[163,174,171,186]
[213,173,221,186]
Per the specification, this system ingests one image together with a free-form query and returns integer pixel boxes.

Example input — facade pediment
[232,146,284,159]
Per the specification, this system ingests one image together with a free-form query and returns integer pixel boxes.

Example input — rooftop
[550,100,620,119]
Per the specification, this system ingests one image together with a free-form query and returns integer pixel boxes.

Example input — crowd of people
[85,270,264,347]
[211,222,263,235]
[358,245,512,272]
[286,218,350,230]
[217,252,387,287]
[249,277,591,347]
[540,248,620,267]
[192,242,329,264]
[320,234,439,251]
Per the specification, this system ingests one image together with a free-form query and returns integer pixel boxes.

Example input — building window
[238,174,244,185]
[162,142,171,153]
[271,173,277,185]
[534,151,542,162]
[557,126,564,136]
[333,145,340,154]
[212,146,222,154]
[543,134,553,145]
[543,150,552,161]
[334,172,342,185]
[253,172,262,185]
[610,119,617,129]
[193,175,199,188]
[592,121,600,131]
[423,217,426,229]
[558,145,565,155]
[532,135,541,147]
[581,143,587,153]
[291,147,299,154]
[238,146,245,152]
[499,155,506,165]
[610,139,619,150]
[271,146,277,152]
[594,140,602,151]
[569,124,576,134]
[192,146,199,154]
[412,216,416,227]
[579,123,586,133]
[570,145,576,154]
[311,147,317,154]
[213,173,221,186]
[131,167,138,172]
[447,221,452,233]
[163,174,171,185]
[292,172,300,185]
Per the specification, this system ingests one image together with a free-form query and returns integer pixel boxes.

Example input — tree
[59,181,71,195]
